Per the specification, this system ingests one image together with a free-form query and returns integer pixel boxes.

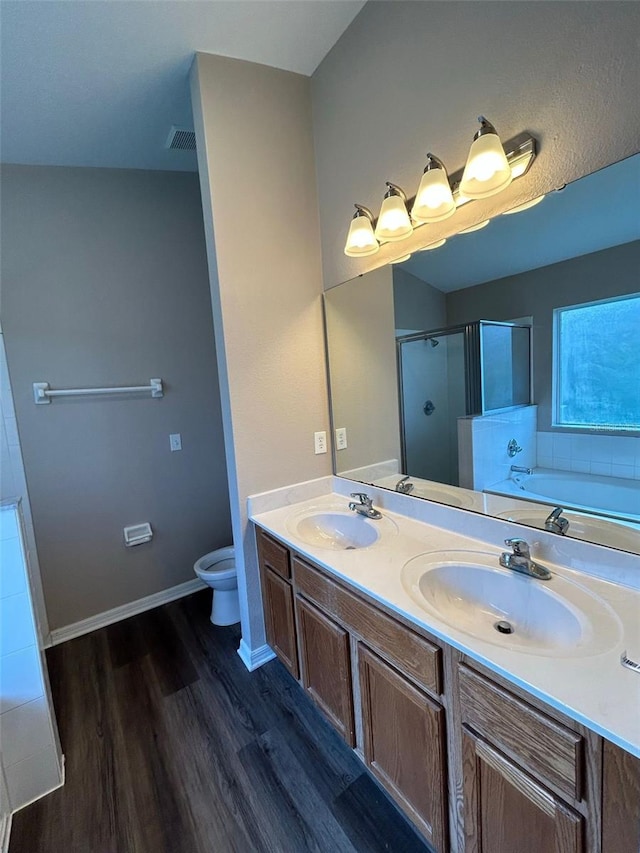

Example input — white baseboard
[49,579,206,646]
[0,812,11,853]
[237,639,276,672]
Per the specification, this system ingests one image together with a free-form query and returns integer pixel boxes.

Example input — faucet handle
[504,537,530,557]
[545,506,569,534]
[350,492,371,506]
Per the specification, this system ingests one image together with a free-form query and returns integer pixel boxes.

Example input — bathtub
[487,467,640,523]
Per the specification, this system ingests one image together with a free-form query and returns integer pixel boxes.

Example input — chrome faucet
[545,506,569,535]
[348,492,383,519]
[511,464,533,475]
[395,475,414,494]
[507,438,522,457]
[499,538,552,581]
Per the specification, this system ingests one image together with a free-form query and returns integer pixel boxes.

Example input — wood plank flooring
[9,591,431,853]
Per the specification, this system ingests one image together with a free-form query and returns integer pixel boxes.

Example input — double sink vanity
[249,478,640,853]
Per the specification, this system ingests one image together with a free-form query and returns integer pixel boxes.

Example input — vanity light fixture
[344,205,380,257]
[411,154,456,223]
[459,117,513,200]
[502,194,546,215]
[374,182,413,242]
[343,122,537,257]
[419,239,447,251]
[459,220,490,234]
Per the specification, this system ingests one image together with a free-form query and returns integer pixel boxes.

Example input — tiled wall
[0,506,63,812]
[458,406,538,491]
[536,431,640,480]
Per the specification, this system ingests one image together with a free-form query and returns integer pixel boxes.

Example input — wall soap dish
[123,522,153,547]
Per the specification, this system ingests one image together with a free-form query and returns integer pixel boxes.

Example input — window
[553,293,640,431]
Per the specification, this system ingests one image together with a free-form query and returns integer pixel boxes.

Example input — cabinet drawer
[257,528,290,579]
[459,665,583,801]
[293,556,441,696]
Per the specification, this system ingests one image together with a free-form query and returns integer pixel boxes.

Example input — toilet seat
[193,546,239,626]
[194,546,235,580]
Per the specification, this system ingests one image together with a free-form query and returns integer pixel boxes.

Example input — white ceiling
[0,0,365,172]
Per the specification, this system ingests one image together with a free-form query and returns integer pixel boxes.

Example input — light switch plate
[170,433,182,452]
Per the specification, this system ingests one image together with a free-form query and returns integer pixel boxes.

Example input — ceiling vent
[165,126,196,151]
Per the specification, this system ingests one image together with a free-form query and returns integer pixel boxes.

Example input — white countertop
[250,487,640,758]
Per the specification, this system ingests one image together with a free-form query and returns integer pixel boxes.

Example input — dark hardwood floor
[9,591,431,853]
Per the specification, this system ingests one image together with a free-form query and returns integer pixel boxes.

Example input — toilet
[193,546,240,626]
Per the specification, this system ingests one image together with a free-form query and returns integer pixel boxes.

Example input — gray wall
[393,267,445,333]
[191,55,329,660]
[312,1,640,288]
[446,240,640,429]
[0,165,231,630]
[325,265,400,475]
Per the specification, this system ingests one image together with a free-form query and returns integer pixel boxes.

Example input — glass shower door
[398,330,466,486]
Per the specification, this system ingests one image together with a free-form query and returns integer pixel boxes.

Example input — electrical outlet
[335,427,347,450]
[170,433,182,452]
[314,431,327,454]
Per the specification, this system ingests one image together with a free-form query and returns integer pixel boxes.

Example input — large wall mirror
[324,154,640,555]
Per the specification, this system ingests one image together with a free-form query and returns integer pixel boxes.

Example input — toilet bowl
[193,546,240,626]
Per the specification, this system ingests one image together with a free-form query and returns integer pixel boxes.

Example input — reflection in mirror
[324,154,640,554]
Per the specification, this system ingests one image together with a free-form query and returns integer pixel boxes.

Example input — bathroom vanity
[250,488,640,853]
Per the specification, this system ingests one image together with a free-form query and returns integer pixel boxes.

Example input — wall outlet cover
[335,427,347,450]
[314,431,327,454]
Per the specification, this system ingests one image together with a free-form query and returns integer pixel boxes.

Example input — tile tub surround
[458,405,538,491]
[249,479,640,758]
[0,503,63,813]
[537,430,640,480]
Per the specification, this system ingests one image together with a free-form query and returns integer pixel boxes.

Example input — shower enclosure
[397,320,531,486]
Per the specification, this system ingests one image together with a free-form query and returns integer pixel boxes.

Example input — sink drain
[494,620,514,635]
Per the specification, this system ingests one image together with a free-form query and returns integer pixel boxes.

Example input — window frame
[552,292,640,433]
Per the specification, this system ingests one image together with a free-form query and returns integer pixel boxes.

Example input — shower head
[426,337,439,348]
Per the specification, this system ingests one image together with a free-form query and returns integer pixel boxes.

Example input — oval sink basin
[287,510,397,551]
[417,488,474,509]
[401,550,621,656]
[496,508,640,552]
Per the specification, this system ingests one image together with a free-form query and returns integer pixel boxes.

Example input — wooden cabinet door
[602,739,640,853]
[263,566,299,679]
[296,595,355,746]
[358,644,448,853]
[462,727,583,853]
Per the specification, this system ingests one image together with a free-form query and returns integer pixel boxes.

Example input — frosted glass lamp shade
[344,210,379,257]
[411,166,455,224]
[375,191,413,242]
[459,219,490,234]
[460,120,512,199]
[502,194,545,215]
[419,238,447,251]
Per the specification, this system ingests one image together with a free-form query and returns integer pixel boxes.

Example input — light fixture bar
[387,134,535,226]
[395,133,536,216]
[344,131,537,257]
